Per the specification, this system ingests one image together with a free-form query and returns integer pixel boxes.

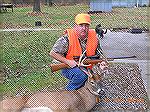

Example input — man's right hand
[65,60,77,68]
[49,51,77,68]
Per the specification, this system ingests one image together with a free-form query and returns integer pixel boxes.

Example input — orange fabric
[65,29,98,60]
[75,13,91,25]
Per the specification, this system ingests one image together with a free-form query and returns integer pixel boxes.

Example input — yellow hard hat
[75,13,91,25]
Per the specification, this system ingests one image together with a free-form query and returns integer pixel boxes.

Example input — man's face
[75,23,90,40]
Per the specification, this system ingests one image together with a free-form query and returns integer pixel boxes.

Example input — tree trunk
[33,0,41,12]
[45,0,53,6]
[48,0,53,6]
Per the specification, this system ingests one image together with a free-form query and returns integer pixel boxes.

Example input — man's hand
[65,60,77,68]
[50,51,77,68]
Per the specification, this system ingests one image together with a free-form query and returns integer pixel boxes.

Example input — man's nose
[82,26,86,30]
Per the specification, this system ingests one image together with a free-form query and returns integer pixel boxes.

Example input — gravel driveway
[100,30,150,99]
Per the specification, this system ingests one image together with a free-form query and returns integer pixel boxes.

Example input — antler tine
[79,50,86,64]
[87,68,93,77]
[80,57,91,67]
[78,50,86,66]
[78,50,91,67]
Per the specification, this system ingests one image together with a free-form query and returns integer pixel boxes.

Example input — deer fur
[0,70,102,112]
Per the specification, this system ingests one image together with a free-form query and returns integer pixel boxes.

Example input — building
[89,0,149,13]
[90,0,112,12]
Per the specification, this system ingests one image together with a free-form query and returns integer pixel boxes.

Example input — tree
[45,0,53,6]
[33,0,41,12]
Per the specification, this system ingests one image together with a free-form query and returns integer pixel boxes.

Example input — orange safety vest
[65,28,98,61]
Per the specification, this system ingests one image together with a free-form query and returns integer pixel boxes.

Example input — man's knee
[73,68,88,82]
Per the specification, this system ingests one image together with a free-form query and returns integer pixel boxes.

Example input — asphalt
[100,30,150,99]
[100,30,149,60]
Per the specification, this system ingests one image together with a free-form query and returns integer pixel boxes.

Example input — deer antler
[77,50,91,67]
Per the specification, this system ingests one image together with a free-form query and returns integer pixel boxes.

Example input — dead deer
[1,51,105,112]
[0,70,102,112]
[24,69,102,112]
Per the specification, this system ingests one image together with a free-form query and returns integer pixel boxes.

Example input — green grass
[0,4,149,96]
[1,5,149,29]
[1,31,67,96]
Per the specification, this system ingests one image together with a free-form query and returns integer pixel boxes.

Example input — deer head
[85,69,104,96]
[77,50,105,96]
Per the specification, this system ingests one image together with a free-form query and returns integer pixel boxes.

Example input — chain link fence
[0,0,149,111]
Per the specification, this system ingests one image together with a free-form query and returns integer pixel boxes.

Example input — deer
[1,51,106,112]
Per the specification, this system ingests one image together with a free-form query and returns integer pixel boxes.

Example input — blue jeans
[61,67,88,90]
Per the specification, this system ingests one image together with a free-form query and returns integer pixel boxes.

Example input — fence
[0,1,149,111]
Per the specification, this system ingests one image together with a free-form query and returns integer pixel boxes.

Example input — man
[49,13,107,90]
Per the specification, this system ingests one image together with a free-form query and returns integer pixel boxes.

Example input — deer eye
[90,81,95,85]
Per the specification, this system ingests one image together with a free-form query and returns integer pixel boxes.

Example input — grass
[0,4,149,97]
[1,5,149,29]
[1,31,67,96]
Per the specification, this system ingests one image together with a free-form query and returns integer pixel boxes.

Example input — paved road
[100,31,150,98]
[100,30,149,60]
[0,28,62,32]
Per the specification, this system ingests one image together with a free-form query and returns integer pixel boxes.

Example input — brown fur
[0,73,101,112]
